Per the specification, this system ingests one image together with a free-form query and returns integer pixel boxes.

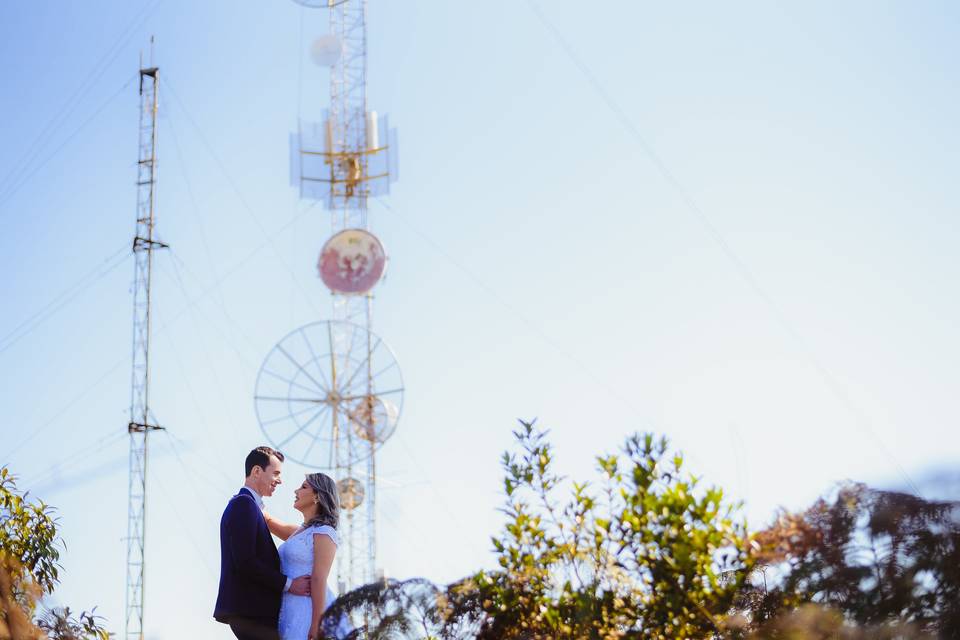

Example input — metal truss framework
[327,0,377,592]
[126,64,166,640]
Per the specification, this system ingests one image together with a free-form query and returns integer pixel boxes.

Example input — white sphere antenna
[311,34,342,67]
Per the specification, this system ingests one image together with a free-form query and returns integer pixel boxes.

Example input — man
[214,446,311,640]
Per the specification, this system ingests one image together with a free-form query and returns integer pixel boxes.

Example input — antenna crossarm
[132,237,170,252]
[302,173,389,185]
[127,422,165,434]
[301,144,390,158]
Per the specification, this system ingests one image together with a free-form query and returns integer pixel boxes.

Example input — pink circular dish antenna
[318,228,387,294]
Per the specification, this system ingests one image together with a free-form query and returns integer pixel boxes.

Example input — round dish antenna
[349,395,399,444]
[255,320,403,467]
[318,228,387,295]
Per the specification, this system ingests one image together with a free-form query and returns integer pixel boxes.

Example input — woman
[264,473,350,640]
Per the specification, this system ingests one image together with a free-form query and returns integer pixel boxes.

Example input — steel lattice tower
[125,59,166,640]
[327,0,376,592]
[258,0,400,595]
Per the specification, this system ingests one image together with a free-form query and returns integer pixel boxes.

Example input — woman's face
[293,479,316,515]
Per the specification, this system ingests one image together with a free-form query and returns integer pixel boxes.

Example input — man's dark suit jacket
[213,487,286,624]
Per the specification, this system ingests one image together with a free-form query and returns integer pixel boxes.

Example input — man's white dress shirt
[240,485,292,592]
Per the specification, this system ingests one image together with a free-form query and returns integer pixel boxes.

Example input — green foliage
[0,555,42,640]
[36,608,110,640]
[324,578,447,640]
[450,420,752,639]
[0,467,111,640]
[327,422,960,639]
[0,467,61,609]
[741,483,960,636]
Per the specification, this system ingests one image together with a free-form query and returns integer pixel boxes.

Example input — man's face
[256,455,283,497]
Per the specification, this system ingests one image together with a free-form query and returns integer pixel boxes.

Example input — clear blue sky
[2,1,959,637]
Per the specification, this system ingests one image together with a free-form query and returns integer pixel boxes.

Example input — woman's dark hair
[304,473,339,529]
[245,446,285,477]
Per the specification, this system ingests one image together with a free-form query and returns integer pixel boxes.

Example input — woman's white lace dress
[277,525,351,640]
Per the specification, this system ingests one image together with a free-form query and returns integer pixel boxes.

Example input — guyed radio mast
[125,44,167,640]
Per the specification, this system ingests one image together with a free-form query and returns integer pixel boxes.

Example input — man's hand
[289,575,312,596]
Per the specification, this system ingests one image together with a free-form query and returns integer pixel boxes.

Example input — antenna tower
[126,51,166,640]
[256,0,400,593]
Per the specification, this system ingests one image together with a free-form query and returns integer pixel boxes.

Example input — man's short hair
[245,446,285,477]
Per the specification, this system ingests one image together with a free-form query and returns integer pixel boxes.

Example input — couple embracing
[214,446,351,640]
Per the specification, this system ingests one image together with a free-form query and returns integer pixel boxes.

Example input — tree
[330,420,753,639]
[0,467,110,640]
[326,422,960,638]
[452,421,752,639]
[741,482,960,637]
[324,578,450,640]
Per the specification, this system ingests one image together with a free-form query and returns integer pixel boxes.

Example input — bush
[740,482,960,637]
[331,420,752,639]
[0,467,110,640]
[325,422,960,639]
